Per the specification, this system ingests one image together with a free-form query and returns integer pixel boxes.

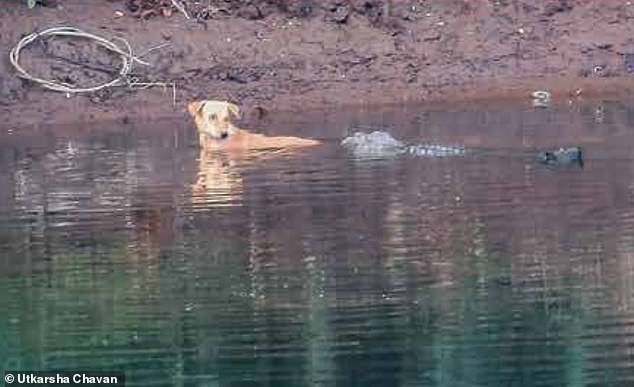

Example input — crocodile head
[537,147,583,167]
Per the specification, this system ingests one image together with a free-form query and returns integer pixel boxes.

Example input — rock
[38,0,59,7]
[238,4,264,20]
[251,106,269,120]
[594,43,614,50]
[325,4,351,24]
[0,75,26,106]
[352,0,386,23]
[423,32,441,42]
[624,53,634,73]
[543,1,573,17]
[279,0,314,17]
[531,90,551,108]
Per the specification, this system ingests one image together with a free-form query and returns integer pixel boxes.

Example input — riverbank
[2,0,634,128]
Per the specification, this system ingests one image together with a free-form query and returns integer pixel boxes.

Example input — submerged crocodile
[537,147,583,166]
[341,131,467,158]
[341,131,583,166]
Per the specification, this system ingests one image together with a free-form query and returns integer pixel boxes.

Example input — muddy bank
[2,0,634,128]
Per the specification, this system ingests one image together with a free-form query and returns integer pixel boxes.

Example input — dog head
[188,100,241,140]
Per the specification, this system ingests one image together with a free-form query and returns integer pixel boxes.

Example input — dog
[188,100,320,207]
[187,100,320,152]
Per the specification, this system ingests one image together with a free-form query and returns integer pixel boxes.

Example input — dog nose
[220,132,228,139]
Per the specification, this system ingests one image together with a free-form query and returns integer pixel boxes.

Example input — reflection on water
[192,147,243,209]
[3,100,634,386]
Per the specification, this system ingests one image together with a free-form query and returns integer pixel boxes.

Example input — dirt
[3,0,634,129]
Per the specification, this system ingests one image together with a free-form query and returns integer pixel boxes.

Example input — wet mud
[2,0,634,127]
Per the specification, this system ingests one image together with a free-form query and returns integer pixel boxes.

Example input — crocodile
[341,131,583,167]
[537,147,583,167]
[341,131,467,158]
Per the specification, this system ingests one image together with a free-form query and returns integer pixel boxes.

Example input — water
[2,100,634,386]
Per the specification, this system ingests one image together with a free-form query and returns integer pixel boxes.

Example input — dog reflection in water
[188,100,320,206]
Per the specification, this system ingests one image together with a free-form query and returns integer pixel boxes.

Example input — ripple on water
[3,103,634,385]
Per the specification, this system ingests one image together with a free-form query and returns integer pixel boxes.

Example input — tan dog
[187,100,320,152]
[188,100,320,207]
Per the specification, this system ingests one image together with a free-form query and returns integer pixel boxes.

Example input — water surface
[2,100,634,386]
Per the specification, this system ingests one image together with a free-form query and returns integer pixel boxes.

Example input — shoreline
[2,1,634,128]
[3,76,633,129]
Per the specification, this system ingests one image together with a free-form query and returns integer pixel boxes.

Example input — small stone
[624,53,634,73]
[327,5,351,24]
[239,4,264,20]
[251,106,268,120]
[544,1,573,17]
[594,43,614,50]
[423,32,441,41]
[570,88,583,97]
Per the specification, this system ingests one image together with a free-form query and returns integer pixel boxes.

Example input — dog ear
[227,102,241,119]
[187,101,206,117]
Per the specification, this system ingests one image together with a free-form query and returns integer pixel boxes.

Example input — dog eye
[210,114,217,120]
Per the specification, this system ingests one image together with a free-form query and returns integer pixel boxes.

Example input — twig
[171,0,191,20]
[137,42,172,58]
[128,78,177,106]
